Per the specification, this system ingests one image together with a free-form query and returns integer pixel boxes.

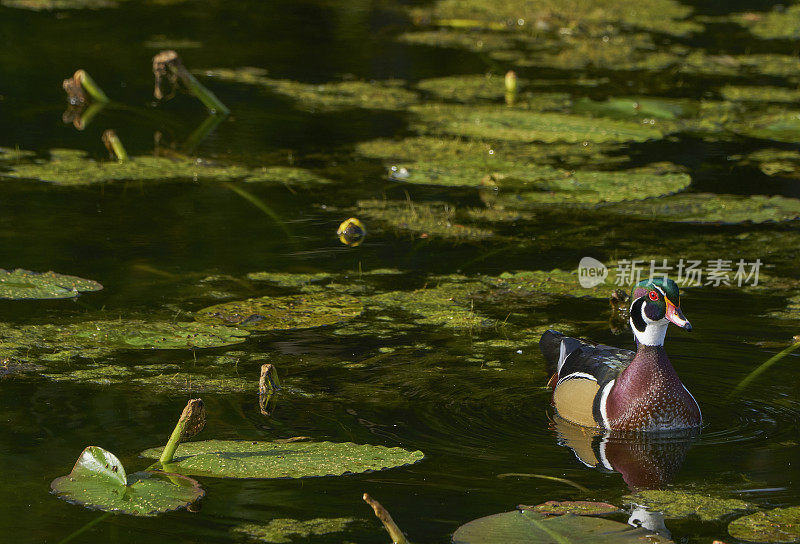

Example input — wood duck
[540,278,701,432]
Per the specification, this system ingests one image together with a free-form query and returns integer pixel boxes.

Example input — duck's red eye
[648,291,659,301]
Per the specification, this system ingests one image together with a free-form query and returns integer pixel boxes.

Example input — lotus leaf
[602,193,800,223]
[233,518,359,543]
[51,446,203,516]
[356,199,495,240]
[196,293,363,330]
[520,501,620,516]
[140,439,424,478]
[624,489,752,521]
[452,509,672,543]
[202,69,419,111]
[411,104,663,144]
[728,506,800,543]
[0,269,102,299]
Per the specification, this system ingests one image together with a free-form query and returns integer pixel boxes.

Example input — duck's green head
[629,277,691,345]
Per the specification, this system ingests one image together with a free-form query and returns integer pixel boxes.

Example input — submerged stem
[729,338,800,399]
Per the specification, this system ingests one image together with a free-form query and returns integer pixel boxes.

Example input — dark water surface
[1,1,800,543]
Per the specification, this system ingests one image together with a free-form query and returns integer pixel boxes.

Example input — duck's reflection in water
[553,416,700,538]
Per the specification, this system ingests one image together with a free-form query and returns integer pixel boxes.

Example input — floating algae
[356,199,495,241]
[740,149,800,178]
[410,103,664,144]
[233,518,362,544]
[731,5,800,40]
[245,271,333,288]
[601,193,800,223]
[196,292,363,331]
[0,269,102,299]
[733,110,800,143]
[728,506,800,543]
[1,148,328,186]
[624,489,752,521]
[720,86,800,104]
[482,269,618,299]
[202,68,419,111]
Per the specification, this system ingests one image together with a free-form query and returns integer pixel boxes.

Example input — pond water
[1,1,800,542]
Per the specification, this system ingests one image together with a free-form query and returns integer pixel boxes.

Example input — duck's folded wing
[557,338,634,387]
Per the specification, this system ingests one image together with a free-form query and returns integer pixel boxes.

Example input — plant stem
[153,50,230,115]
[729,339,800,399]
[74,70,110,103]
[160,398,205,466]
[505,70,517,106]
[57,512,112,544]
[102,129,128,162]
[259,363,281,394]
[363,493,410,544]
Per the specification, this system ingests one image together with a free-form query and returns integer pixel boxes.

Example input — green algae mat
[0,269,102,299]
[141,439,424,479]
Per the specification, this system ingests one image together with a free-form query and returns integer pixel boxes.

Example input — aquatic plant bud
[337,217,367,247]
[180,398,206,440]
[153,50,230,115]
[102,129,129,162]
[62,69,109,105]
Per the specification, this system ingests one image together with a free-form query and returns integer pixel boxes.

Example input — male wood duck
[540,278,701,432]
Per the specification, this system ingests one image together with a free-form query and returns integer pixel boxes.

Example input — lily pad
[233,518,360,543]
[0,269,102,299]
[452,509,672,543]
[140,439,424,478]
[728,506,800,543]
[411,104,663,144]
[51,446,203,516]
[196,293,363,330]
[520,501,620,516]
[624,489,752,521]
[202,68,419,111]
[602,193,800,223]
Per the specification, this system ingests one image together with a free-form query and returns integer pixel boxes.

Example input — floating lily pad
[573,96,693,121]
[452,509,672,543]
[51,446,203,516]
[602,193,800,223]
[356,199,495,240]
[202,68,419,111]
[624,489,752,521]
[141,439,424,478]
[0,269,102,299]
[520,501,620,516]
[728,506,800,543]
[233,518,360,543]
[411,104,663,144]
[196,293,363,330]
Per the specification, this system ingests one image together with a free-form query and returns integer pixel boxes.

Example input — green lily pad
[520,501,620,516]
[0,269,102,299]
[573,96,693,121]
[233,518,360,543]
[140,439,424,479]
[602,193,800,223]
[728,506,800,543]
[452,509,672,543]
[196,293,363,330]
[356,199,495,241]
[202,68,419,111]
[411,104,663,144]
[624,489,752,521]
[51,446,204,516]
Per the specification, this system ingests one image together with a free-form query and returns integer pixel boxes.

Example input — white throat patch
[631,297,668,346]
